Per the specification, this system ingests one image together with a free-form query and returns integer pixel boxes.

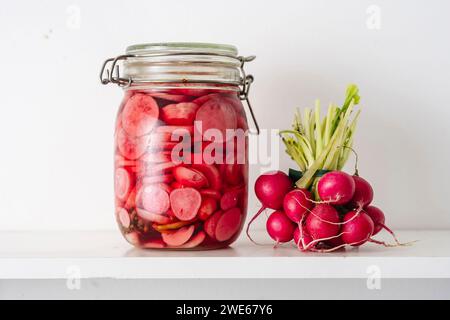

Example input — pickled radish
[116,207,131,229]
[117,128,147,160]
[195,98,237,143]
[115,167,133,201]
[122,93,159,137]
[224,163,243,186]
[142,174,174,184]
[141,151,172,163]
[124,187,137,210]
[175,231,206,248]
[156,125,194,135]
[220,188,241,211]
[161,102,199,125]
[215,208,241,242]
[204,211,222,240]
[161,225,195,246]
[141,239,166,249]
[124,232,140,246]
[144,162,178,176]
[191,163,221,190]
[149,92,190,102]
[138,184,170,214]
[198,197,218,221]
[173,166,208,188]
[136,207,172,224]
[170,188,202,221]
[200,189,222,200]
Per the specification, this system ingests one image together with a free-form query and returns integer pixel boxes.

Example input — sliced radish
[191,163,221,190]
[144,162,178,176]
[116,159,136,167]
[215,207,241,242]
[200,189,222,200]
[122,93,159,137]
[154,183,172,194]
[141,239,166,249]
[161,102,199,126]
[137,184,170,214]
[175,231,206,249]
[149,92,191,102]
[224,163,243,186]
[174,88,210,97]
[204,210,222,240]
[161,225,195,246]
[192,93,221,106]
[124,232,140,246]
[142,174,174,185]
[115,167,133,202]
[173,166,208,188]
[220,188,241,211]
[195,98,237,143]
[170,181,186,189]
[116,128,147,160]
[198,197,218,221]
[116,207,131,229]
[136,207,172,224]
[140,151,172,163]
[156,125,194,136]
[148,141,178,151]
[170,188,202,221]
[124,187,137,210]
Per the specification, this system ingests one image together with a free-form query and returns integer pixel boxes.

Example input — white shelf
[0,230,448,279]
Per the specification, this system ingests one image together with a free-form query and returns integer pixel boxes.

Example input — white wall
[0,0,449,231]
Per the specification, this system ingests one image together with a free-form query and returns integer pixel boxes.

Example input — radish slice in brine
[161,225,195,246]
[121,93,159,137]
[137,184,170,215]
[215,208,241,242]
[136,207,172,224]
[161,102,199,126]
[170,188,202,221]
[115,167,133,202]
[176,231,206,249]
[116,207,131,229]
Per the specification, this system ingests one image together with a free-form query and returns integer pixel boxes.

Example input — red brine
[114,87,249,250]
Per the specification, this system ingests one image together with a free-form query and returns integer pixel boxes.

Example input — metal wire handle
[100,53,260,134]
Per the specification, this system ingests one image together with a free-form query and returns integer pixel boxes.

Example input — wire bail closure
[100,53,259,134]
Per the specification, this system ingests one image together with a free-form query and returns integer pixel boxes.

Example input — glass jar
[100,43,257,250]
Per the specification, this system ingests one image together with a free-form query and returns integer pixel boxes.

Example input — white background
[1,0,449,231]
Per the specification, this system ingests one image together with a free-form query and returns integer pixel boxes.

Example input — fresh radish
[161,102,199,125]
[306,204,340,240]
[317,171,355,205]
[215,208,242,242]
[170,188,202,221]
[350,176,374,208]
[204,210,222,240]
[341,210,374,246]
[283,189,314,223]
[220,188,241,211]
[198,197,218,221]
[136,207,172,224]
[115,167,133,202]
[161,225,195,246]
[121,93,159,137]
[173,166,208,188]
[137,184,170,215]
[195,98,237,143]
[266,211,295,243]
[247,171,293,242]
[116,127,147,160]
[175,231,206,248]
[293,226,314,250]
[116,207,131,229]
[191,163,222,190]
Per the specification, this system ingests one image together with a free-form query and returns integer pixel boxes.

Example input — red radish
[200,189,221,200]
[220,188,241,211]
[116,207,131,229]
[175,88,209,97]
[122,93,159,137]
[350,176,374,208]
[153,183,172,195]
[364,205,386,236]
[137,184,170,215]
[170,181,186,189]
[149,92,190,102]
[198,197,218,221]
[192,93,221,106]
[204,210,222,239]
[341,210,374,246]
[173,166,208,188]
[195,98,237,143]
[142,174,174,185]
[317,171,355,205]
[191,163,222,190]
[156,125,194,136]
[161,102,199,125]
[175,231,206,248]
[215,208,242,242]
[170,188,202,221]
[116,128,147,160]
[283,189,314,223]
[293,226,314,250]
[266,211,296,243]
[136,207,172,224]
[247,171,293,242]
[114,167,133,202]
[161,225,195,246]
[224,163,243,186]
[306,204,340,240]
[141,239,166,249]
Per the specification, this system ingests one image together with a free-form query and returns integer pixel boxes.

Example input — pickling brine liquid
[114,86,249,249]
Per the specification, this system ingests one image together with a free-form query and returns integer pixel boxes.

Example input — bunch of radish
[247,85,407,252]
[114,87,249,249]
